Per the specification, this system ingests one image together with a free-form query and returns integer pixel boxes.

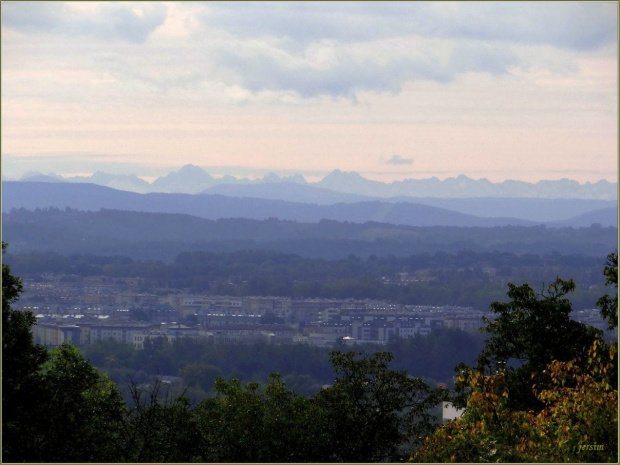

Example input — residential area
[18,274,607,349]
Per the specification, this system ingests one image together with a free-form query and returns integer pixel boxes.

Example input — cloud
[1,1,167,43]
[198,1,617,51]
[432,2,617,52]
[1,1,616,102]
[211,35,520,99]
[213,47,441,99]
[385,155,414,166]
[195,1,614,100]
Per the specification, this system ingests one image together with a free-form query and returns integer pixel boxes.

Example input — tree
[312,351,448,462]
[178,361,223,392]
[412,369,529,462]
[2,241,49,461]
[468,277,601,411]
[597,251,618,330]
[190,351,448,463]
[193,375,314,462]
[30,342,127,462]
[3,242,127,462]
[412,341,618,463]
[120,379,200,462]
[418,263,619,462]
[526,339,618,462]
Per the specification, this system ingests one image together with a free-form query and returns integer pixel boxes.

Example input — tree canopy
[415,254,618,463]
[597,251,618,330]
[467,277,602,411]
[413,340,618,462]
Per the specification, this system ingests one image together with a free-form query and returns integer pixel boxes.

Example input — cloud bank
[2,1,616,100]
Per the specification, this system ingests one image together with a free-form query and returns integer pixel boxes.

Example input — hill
[2,207,616,262]
[3,181,541,228]
[4,181,617,228]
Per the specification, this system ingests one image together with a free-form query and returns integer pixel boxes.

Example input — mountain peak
[151,165,215,193]
[20,172,64,182]
[322,169,366,181]
[178,164,205,173]
[260,172,307,184]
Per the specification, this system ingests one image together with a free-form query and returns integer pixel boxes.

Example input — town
[18,274,607,349]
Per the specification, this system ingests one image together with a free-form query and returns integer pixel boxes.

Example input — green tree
[120,379,201,462]
[3,242,128,462]
[190,351,448,462]
[31,342,127,462]
[2,241,49,461]
[468,277,601,411]
[200,373,325,462]
[193,375,315,462]
[597,251,618,330]
[178,361,223,392]
[313,351,448,462]
[259,373,326,461]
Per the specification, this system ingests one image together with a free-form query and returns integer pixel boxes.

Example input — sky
[1,1,618,184]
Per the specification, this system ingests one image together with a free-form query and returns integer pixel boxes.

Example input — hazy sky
[1,1,618,183]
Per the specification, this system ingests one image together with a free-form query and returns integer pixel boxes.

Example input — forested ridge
[3,241,618,462]
[5,247,610,309]
[3,207,616,261]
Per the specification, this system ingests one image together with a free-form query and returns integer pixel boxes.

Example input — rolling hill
[4,181,616,228]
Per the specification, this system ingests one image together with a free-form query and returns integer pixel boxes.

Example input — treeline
[3,207,617,261]
[6,248,609,308]
[81,327,486,404]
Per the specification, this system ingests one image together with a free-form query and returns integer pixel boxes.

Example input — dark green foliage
[597,251,618,330]
[460,277,603,412]
[193,375,319,462]
[178,362,223,392]
[80,329,485,401]
[388,328,486,382]
[312,351,449,462]
[120,381,201,462]
[31,343,127,462]
[83,338,336,395]
[191,352,446,463]
[2,241,50,461]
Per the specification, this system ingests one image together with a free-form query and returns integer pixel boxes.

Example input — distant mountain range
[9,164,618,200]
[2,181,617,228]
